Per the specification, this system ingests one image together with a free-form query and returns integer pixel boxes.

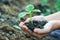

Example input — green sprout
[13,25,22,31]
[13,4,41,30]
[18,4,41,23]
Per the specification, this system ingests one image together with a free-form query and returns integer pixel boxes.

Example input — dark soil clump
[25,20,48,31]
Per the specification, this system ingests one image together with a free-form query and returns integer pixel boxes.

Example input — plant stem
[30,11,33,24]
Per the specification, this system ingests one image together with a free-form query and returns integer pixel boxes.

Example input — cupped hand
[19,17,49,38]
[19,22,49,38]
[19,15,46,31]
[19,20,60,38]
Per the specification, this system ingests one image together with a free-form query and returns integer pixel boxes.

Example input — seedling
[18,4,41,23]
[12,4,40,31]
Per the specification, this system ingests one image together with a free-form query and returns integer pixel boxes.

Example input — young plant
[18,4,41,23]
[12,4,40,31]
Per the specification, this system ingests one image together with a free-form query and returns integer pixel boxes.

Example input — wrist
[44,11,60,21]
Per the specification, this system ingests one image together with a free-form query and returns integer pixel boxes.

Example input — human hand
[19,15,47,31]
[19,15,48,38]
[19,11,60,38]
[19,22,49,38]
[19,20,60,38]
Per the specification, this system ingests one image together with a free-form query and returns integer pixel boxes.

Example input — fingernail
[23,27,26,30]
[22,25,28,30]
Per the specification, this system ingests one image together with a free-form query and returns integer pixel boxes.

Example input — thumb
[24,18,30,23]
[34,21,55,34]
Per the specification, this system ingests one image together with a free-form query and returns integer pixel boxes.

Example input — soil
[25,20,48,31]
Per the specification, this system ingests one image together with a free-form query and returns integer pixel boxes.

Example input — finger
[24,17,37,23]
[24,18,30,23]
[34,28,51,34]
[34,28,41,34]
[25,29,49,39]
[21,25,28,30]
[24,17,36,23]
[19,22,24,27]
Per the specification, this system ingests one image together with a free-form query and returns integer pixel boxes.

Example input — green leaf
[25,4,34,11]
[18,12,29,19]
[32,9,41,12]
[13,25,21,30]
[42,0,48,6]
[44,9,51,16]
[56,0,60,3]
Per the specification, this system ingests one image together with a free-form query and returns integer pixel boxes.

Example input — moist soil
[25,20,48,31]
